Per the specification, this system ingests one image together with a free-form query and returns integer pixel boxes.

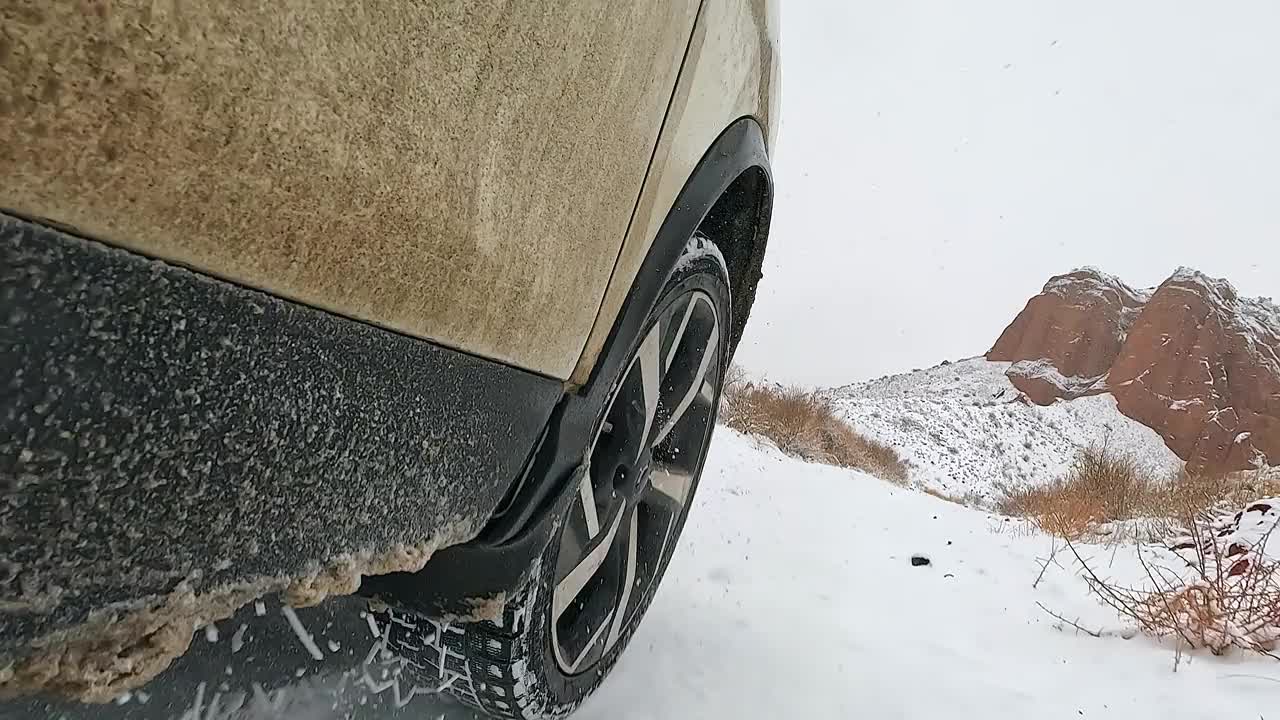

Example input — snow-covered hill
[826,358,1182,504]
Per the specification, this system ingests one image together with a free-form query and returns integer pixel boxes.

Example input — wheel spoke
[646,466,689,565]
[663,295,699,372]
[636,321,662,459]
[577,472,601,537]
[650,464,693,507]
[553,508,624,620]
[605,509,639,651]
[653,305,718,447]
[699,376,716,406]
[565,613,613,674]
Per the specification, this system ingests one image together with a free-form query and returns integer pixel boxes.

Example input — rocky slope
[988,267,1280,474]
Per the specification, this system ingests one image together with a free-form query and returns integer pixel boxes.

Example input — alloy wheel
[550,288,722,674]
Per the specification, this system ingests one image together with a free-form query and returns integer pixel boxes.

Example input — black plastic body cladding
[0,213,560,659]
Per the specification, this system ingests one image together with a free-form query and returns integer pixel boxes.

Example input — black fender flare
[584,116,773,391]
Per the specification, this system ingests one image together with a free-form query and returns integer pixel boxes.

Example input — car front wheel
[383,235,731,719]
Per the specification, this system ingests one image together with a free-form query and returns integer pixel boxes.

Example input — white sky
[734,0,1280,388]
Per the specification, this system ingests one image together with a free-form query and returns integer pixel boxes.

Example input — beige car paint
[569,0,780,385]
[0,0,699,379]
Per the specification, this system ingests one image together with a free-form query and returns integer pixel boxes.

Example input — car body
[0,0,778,709]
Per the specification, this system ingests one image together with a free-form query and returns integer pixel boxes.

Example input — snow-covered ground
[827,358,1182,504]
[583,428,1280,720]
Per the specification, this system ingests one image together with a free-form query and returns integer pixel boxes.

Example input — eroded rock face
[1003,359,1103,406]
[989,268,1148,403]
[1109,269,1280,474]
[988,267,1280,473]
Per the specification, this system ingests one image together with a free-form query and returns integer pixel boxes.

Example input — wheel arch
[467,115,775,543]
[581,115,773,389]
[696,156,773,360]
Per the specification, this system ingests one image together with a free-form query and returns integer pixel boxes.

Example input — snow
[363,611,381,638]
[230,624,247,654]
[1048,266,1153,307]
[582,428,1280,720]
[1168,266,1238,297]
[280,605,325,661]
[1178,497,1280,566]
[825,358,1181,503]
[672,234,727,278]
[1007,357,1107,398]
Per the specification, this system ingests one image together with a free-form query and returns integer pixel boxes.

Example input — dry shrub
[921,486,987,506]
[921,486,964,504]
[1001,442,1280,540]
[718,366,907,483]
[1160,466,1280,518]
[1073,502,1280,656]
[999,444,1163,540]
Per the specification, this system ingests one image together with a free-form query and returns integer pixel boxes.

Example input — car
[0,1,778,717]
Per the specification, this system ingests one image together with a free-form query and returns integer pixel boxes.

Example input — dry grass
[1001,443,1280,541]
[718,366,908,483]
[998,444,1164,540]
[1162,466,1280,516]
[921,486,989,507]
[921,486,965,504]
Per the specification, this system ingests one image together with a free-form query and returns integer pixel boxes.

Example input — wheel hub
[610,451,652,498]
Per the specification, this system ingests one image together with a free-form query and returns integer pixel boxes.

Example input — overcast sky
[734,0,1280,388]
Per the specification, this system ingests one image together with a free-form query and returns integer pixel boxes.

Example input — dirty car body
[0,0,779,707]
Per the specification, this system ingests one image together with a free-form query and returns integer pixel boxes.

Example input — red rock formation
[1108,269,1280,474]
[987,267,1280,473]
[988,268,1147,404]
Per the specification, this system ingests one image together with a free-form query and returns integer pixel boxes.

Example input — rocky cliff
[988,268,1148,405]
[988,267,1280,474]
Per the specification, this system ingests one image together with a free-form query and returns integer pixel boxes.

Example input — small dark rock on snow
[910,555,931,567]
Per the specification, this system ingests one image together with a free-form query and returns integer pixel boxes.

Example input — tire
[380,236,731,719]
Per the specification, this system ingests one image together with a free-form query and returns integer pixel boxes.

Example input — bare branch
[1036,602,1103,638]
[1135,544,1199,651]
[1033,537,1059,590]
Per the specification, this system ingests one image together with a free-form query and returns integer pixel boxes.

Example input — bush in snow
[1000,444,1164,540]
[1077,499,1280,656]
[1002,445,1279,541]
[1161,466,1280,517]
[719,366,908,483]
